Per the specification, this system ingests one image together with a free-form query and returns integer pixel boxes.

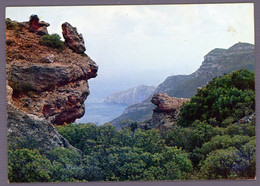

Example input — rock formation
[29,14,50,35]
[6,16,98,151]
[105,85,156,105]
[110,42,255,128]
[139,93,189,129]
[62,22,86,54]
[7,87,78,152]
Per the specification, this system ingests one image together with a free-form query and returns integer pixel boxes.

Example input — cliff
[104,85,156,105]
[6,16,98,150]
[111,42,255,128]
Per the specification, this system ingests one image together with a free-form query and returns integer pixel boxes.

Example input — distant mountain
[104,85,156,105]
[110,42,255,128]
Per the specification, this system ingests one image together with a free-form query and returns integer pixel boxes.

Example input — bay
[75,102,128,125]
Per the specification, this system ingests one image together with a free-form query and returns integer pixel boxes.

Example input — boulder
[28,14,49,35]
[152,93,189,113]
[62,22,86,54]
[150,93,189,129]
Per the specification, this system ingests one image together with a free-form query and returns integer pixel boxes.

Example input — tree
[8,149,52,182]
[178,69,255,127]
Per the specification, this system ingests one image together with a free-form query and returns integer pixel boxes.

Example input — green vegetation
[8,69,255,182]
[8,140,85,183]
[165,69,256,179]
[39,34,64,50]
[6,18,18,30]
[56,123,193,181]
[178,69,255,127]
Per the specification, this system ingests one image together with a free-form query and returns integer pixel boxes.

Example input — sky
[6,3,255,100]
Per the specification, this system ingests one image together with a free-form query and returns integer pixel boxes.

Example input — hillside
[110,42,255,128]
[104,85,156,105]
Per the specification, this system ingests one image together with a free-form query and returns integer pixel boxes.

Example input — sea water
[75,102,128,125]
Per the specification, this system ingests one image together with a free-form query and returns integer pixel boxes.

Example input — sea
[75,102,128,125]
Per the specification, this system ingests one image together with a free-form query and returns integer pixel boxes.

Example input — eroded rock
[150,93,189,129]
[62,22,86,54]
[29,14,49,35]
[6,18,98,126]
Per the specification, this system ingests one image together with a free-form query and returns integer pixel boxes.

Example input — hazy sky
[6,4,254,100]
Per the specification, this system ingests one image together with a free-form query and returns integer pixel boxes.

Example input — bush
[200,142,256,180]
[200,147,240,179]
[6,18,18,30]
[46,147,81,166]
[178,69,255,127]
[39,34,64,49]
[8,149,52,182]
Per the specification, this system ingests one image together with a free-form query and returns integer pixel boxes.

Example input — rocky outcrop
[105,85,156,105]
[151,93,189,113]
[6,16,98,153]
[6,17,98,127]
[62,22,86,54]
[147,93,189,129]
[110,42,255,128]
[7,82,80,152]
[29,14,50,35]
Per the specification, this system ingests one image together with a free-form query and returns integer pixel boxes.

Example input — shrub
[200,147,240,179]
[200,142,256,180]
[8,148,52,182]
[46,147,81,166]
[39,34,64,49]
[10,80,35,96]
[178,69,255,127]
[6,18,18,30]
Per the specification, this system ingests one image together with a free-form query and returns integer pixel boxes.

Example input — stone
[151,93,189,113]
[7,100,81,153]
[29,14,40,32]
[8,59,97,125]
[45,54,55,63]
[37,26,48,36]
[28,14,49,35]
[150,93,189,129]
[62,22,86,54]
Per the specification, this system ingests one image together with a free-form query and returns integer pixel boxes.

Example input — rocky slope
[104,85,156,105]
[6,16,98,150]
[110,42,255,127]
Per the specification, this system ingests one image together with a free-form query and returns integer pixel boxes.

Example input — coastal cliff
[6,16,98,150]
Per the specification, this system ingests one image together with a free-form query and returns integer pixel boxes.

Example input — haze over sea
[76,96,128,125]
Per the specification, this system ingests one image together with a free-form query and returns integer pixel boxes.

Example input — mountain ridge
[110,42,255,128]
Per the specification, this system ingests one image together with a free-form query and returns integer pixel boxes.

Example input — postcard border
[0,0,259,186]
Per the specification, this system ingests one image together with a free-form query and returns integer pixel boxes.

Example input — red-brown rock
[6,18,98,126]
[62,22,86,54]
[152,93,189,113]
[29,15,50,35]
[151,93,189,129]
